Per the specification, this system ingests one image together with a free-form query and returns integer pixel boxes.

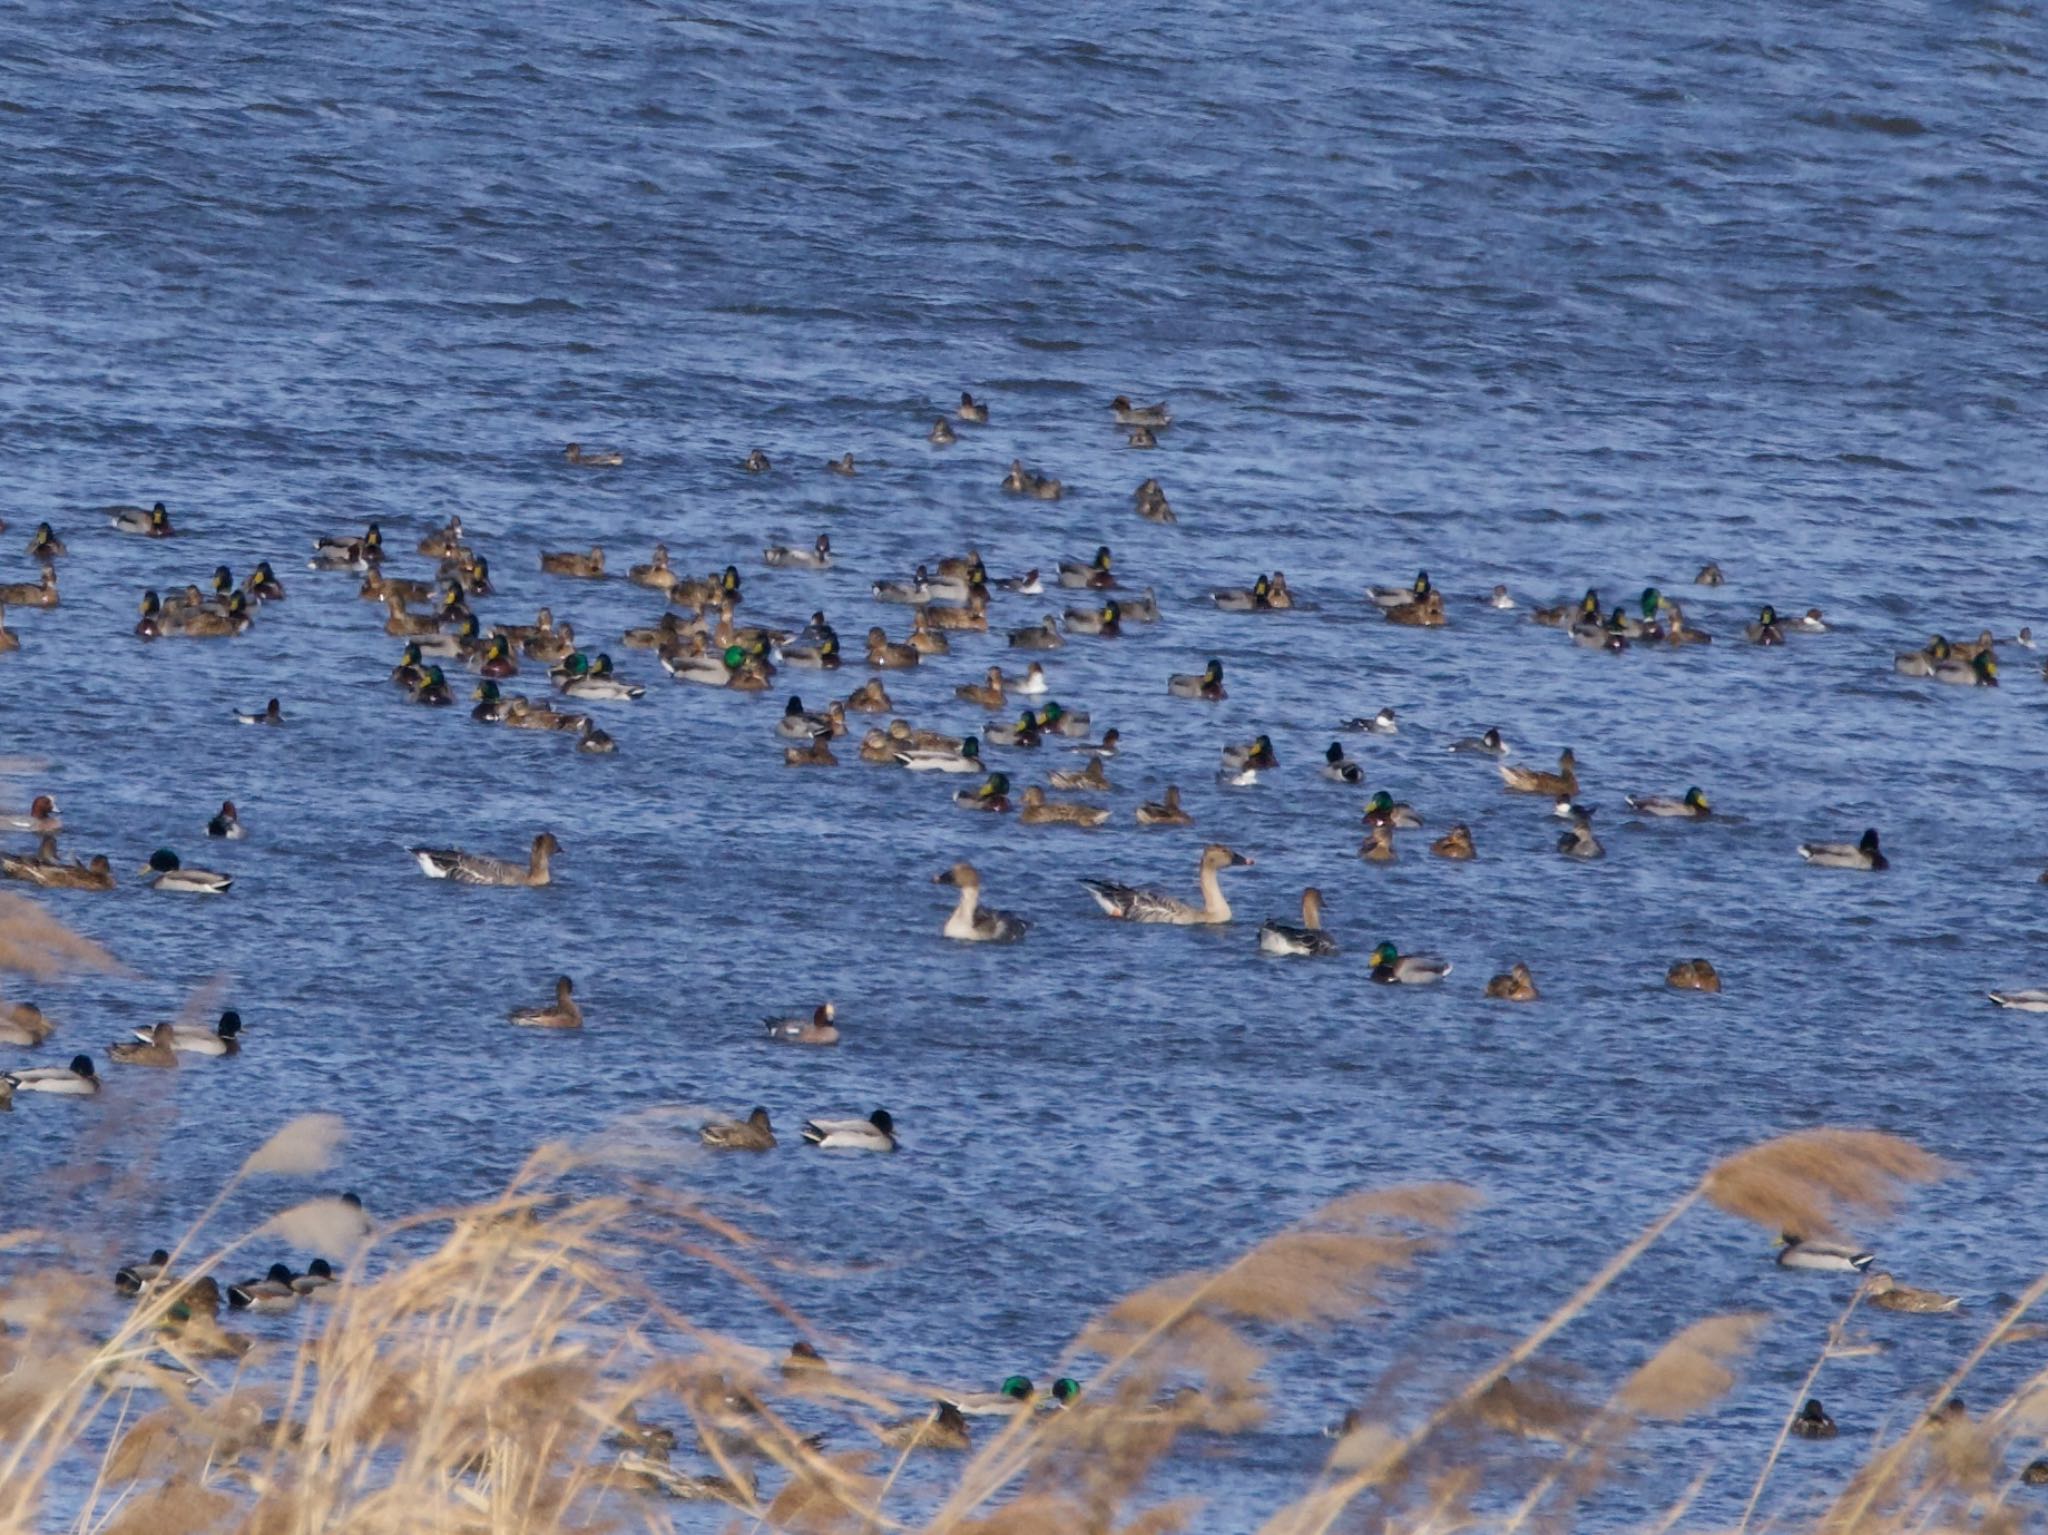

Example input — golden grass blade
[239,1114,346,1178]
[1738,1286,1866,1532]
[1618,1312,1769,1421]
[1703,1129,1947,1240]
[0,893,121,979]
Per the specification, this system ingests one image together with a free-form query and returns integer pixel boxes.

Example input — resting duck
[1499,749,1577,797]
[1782,608,1829,634]
[743,449,771,472]
[0,603,15,651]
[803,1109,897,1151]
[1627,787,1710,818]
[409,665,454,706]
[562,441,624,467]
[1790,1400,1836,1439]
[1322,744,1364,785]
[6,1054,100,1095]
[1,795,60,834]
[1168,659,1226,700]
[1431,824,1475,860]
[111,501,175,537]
[1136,786,1191,826]
[784,733,837,766]
[1259,888,1336,956]
[228,1263,299,1313]
[1059,546,1115,589]
[1484,584,1515,609]
[1532,589,1601,628]
[110,1023,179,1068]
[934,862,1028,941]
[1219,735,1277,784]
[779,626,842,669]
[1667,959,1722,993]
[929,418,957,445]
[1004,460,1063,500]
[411,832,559,887]
[1048,756,1111,792]
[1665,603,1713,645]
[701,1107,776,1149]
[955,773,1013,812]
[1358,822,1397,862]
[25,522,65,559]
[540,546,605,578]
[1863,1273,1960,1314]
[955,667,1007,712]
[1777,1235,1873,1272]
[1213,576,1272,613]
[2,845,115,890]
[662,643,749,687]
[1797,828,1886,871]
[1008,614,1065,650]
[1019,786,1107,827]
[844,678,891,712]
[310,524,380,570]
[628,544,678,590]
[1084,844,1251,925]
[764,534,832,570]
[1363,791,1421,828]
[509,976,581,1029]
[233,698,284,727]
[956,390,990,423]
[1933,651,1997,687]
[1447,727,1506,756]
[1111,396,1171,428]
[1385,590,1446,627]
[1485,963,1539,1001]
[1557,820,1604,860]
[0,1002,56,1046]
[1368,571,1431,611]
[1744,605,1786,645]
[995,567,1043,594]
[1135,479,1176,523]
[0,568,59,607]
[141,850,231,894]
[668,564,743,613]
[1368,942,1451,984]
[866,626,920,669]
[907,610,950,656]
[776,696,841,739]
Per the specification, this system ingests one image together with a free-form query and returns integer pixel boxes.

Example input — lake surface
[3,0,2046,1525]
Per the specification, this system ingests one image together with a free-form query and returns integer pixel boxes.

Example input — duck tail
[1079,880,1128,917]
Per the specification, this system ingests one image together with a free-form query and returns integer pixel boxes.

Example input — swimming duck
[110,1023,179,1068]
[1259,888,1336,957]
[1485,963,1539,1001]
[953,667,1008,713]
[468,635,517,680]
[995,568,1045,596]
[1127,424,1158,449]
[2,847,114,890]
[1484,584,1515,609]
[1111,395,1171,428]
[763,1002,839,1045]
[1322,743,1365,785]
[577,720,616,754]
[898,736,981,773]
[1782,608,1829,634]
[309,525,380,571]
[509,976,581,1029]
[1570,610,1627,650]
[622,613,687,652]
[1008,614,1065,650]
[1776,1235,1873,1272]
[1790,1400,1836,1439]
[2,795,60,834]
[702,1107,777,1150]
[668,564,744,613]
[0,568,58,607]
[845,678,891,712]
[1556,821,1604,860]
[955,773,1013,812]
[1340,708,1398,734]
[5,1054,100,1095]
[540,546,605,579]
[1447,727,1506,756]
[1894,635,1951,675]
[802,1108,897,1152]
[743,449,771,472]
[784,732,837,766]
[1432,824,1476,860]
[1499,749,1577,797]
[1363,791,1421,828]
[518,619,574,664]
[417,516,466,559]
[411,832,559,887]
[956,390,990,423]
[826,453,857,476]
[1136,786,1191,826]
[1058,546,1116,590]
[111,501,176,537]
[408,613,474,660]
[1083,844,1251,925]
[662,643,748,687]
[779,627,842,669]
[1168,659,1226,700]
[409,665,453,706]
[628,544,677,590]
[872,567,935,605]
[880,1401,970,1452]
[984,712,1043,749]
[1797,828,1886,871]
[234,698,284,726]
[1135,479,1176,524]
[934,862,1029,942]
[1064,602,1122,638]
[1218,735,1277,785]
[1695,562,1724,586]
[145,1011,242,1057]
[1664,603,1713,645]
[0,1002,55,1046]
[929,418,957,445]
[1002,459,1063,499]
[1019,786,1107,827]
[383,595,439,638]
[1368,570,1431,611]
[360,567,433,606]
[1048,756,1111,792]
[291,1259,340,1298]
[471,682,520,722]
[1744,606,1785,645]
[563,442,623,467]
[561,653,644,700]
[1358,822,1397,862]
[776,696,838,740]
[907,610,950,656]
[25,522,65,559]
[241,561,286,603]
[1933,651,1997,687]
[1626,787,1710,819]
[228,1263,299,1313]
[764,534,832,570]
[114,1249,173,1294]
[1385,590,1447,627]
[1858,1272,1959,1314]
[1369,943,1452,984]
[141,850,231,894]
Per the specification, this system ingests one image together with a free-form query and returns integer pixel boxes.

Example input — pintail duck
[764,534,832,569]
[141,849,231,893]
[1323,743,1364,785]
[110,1023,179,1068]
[765,1002,839,1045]
[1084,844,1251,925]
[803,1108,897,1152]
[1499,749,1577,797]
[0,1001,56,1046]
[1020,786,1107,827]
[1058,546,1115,589]
[1790,1399,1836,1439]
[1259,888,1336,956]
[1135,478,1176,523]
[142,1011,241,1056]
[234,698,284,726]
[540,546,605,578]
[956,772,1013,811]
[702,1107,776,1149]
[1777,1234,1874,1272]
[1627,787,1710,818]
[1048,756,1111,792]
[934,862,1028,941]
[1358,822,1397,862]
[1008,614,1065,650]
[1797,827,1886,871]
[956,666,1007,711]
[957,390,990,423]
[1447,727,1505,755]
[1363,791,1420,828]
[784,732,837,766]
[111,501,175,537]
[5,1054,100,1095]
[1168,659,1226,700]
[1368,570,1431,611]
[1432,824,1475,860]
[411,832,559,887]
[563,441,623,466]
[1485,963,1539,1000]
[1666,958,1721,992]
[1385,590,1446,627]
[1111,395,1171,428]
[509,976,581,1028]
[0,567,59,607]
[1136,785,1191,826]
[1219,735,1277,783]
[743,448,771,472]
[1863,1273,1960,1313]
[845,678,891,712]
[1369,943,1451,984]
[629,544,678,590]
[2,795,60,834]
[25,522,66,559]
[866,626,921,669]
[1933,651,1997,686]
[929,418,957,445]
[1744,605,1785,645]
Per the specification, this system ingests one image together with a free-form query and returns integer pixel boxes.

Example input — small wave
[1837,452,1920,472]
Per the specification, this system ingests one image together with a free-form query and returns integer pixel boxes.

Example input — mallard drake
[1798,828,1886,871]
[1665,959,1721,992]
[1484,584,1515,609]
[1432,824,1475,860]
[898,736,981,773]
[509,975,581,1028]
[1358,822,1397,862]
[409,665,454,706]
[563,442,623,467]
[667,564,744,613]
[110,1023,179,1068]
[540,546,605,579]
[955,773,1013,812]
[141,850,231,894]
[0,1001,55,1046]
[241,561,286,602]
[5,1054,100,1095]
[1135,478,1175,523]
[983,712,1043,749]
[779,629,843,669]
[1368,571,1431,611]
[560,653,644,700]
[113,1248,173,1294]
[1363,791,1421,828]
[1933,651,1997,686]
[290,1258,340,1298]
[765,1002,838,1045]
[1058,546,1115,590]
[784,732,837,766]
[25,522,66,559]
[1790,1400,1836,1439]
[411,832,559,887]
[1213,576,1272,612]
[934,862,1028,942]
[1569,612,1626,650]
[702,1107,777,1150]
[467,635,518,680]
[1,795,60,834]
[776,696,840,739]
[1019,786,1107,827]
[1048,756,1111,792]
[1340,708,1399,734]
[628,544,677,589]
[1136,786,1191,826]
[1259,888,1336,956]
[111,501,176,537]
[1008,614,1064,650]
[1863,1272,1960,1313]
[764,533,832,570]
[1386,590,1447,627]
[1219,736,1277,779]
[1627,787,1710,819]
[661,643,745,687]
[0,567,58,607]
[844,678,891,713]
[929,418,957,445]
[1063,601,1122,638]
[944,1377,1038,1416]
[1744,606,1785,645]
[1485,963,1539,1000]
[1167,659,1226,700]
[1084,844,1251,925]
[1322,743,1365,785]
[1777,1235,1873,1272]
[1369,943,1450,984]
[1447,727,1506,755]
[1111,395,1171,428]
[1557,821,1604,860]
[234,698,284,726]
[228,1263,299,1313]
[310,526,380,571]
[802,1108,897,1152]
[1499,749,1577,797]
[742,448,771,472]
[1894,635,1950,675]
[145,1011,242,1056]
[417,516,466,558]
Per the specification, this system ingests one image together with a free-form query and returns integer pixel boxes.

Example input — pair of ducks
[1893,633,1999,685]
[923,388,992,442]
[1212,573,1294,612]
[107,1011,248,1066]
[1252,890,1453,981]
[700,1102,895,1153]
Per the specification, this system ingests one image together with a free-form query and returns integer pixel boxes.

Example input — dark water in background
[3,0,2047,1523]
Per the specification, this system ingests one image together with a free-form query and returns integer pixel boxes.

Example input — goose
[764,533,832,569]
[701,1107,777,1150]
[540,546,605,578]
[1341,708,1399,734]
[1,795,60,834]
[140,850,231,894]
[111,501,175,537]
[563,442,623,467]
[955,772,1013,812]
[898,736,982,774]
[929,418,957,445]
[1932,651,1997,687]
[765,1003,839,1044]
[234,699,284,727]
[1363,792,1422,829]
[1259,888,1336,956]
[5,1054,100,1095]
[933,862,1028,942]
[228,1263,299,1313]
[1136,786,1191,827]
[1863,1273,1960,1314]
[1790,1400,1837,1439]
[1797,828,1886,871]
[1368,571,1431,611]
[1110,396,1170,428]
[1168,659,1226,700]
[1667,959,1722,993]
[826,452,857,476]
[1485,963,1539,1001]
[411,832,560,886]
[1744,605,1786,645]
[801,1109,897,1152]
[1368,943,1451,985]
[1431,824,1476,860]
[1048,757,1111,792]
[110,1023,179,1068]
[1322,744,1365,784]
[1626,787,1710,819]
[1019,787,1107,827]
[509,976,581,1029]
[743,448,771,472]
[1446,727,1506,756]
[1776,1235,1874,1272]
[1058,546,1116,589]
[1083,844,1251,925]
[143,1011,242,1056]
[1499,749,1577,797]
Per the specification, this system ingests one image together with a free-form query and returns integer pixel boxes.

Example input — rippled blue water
[4,0,2048,1524]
